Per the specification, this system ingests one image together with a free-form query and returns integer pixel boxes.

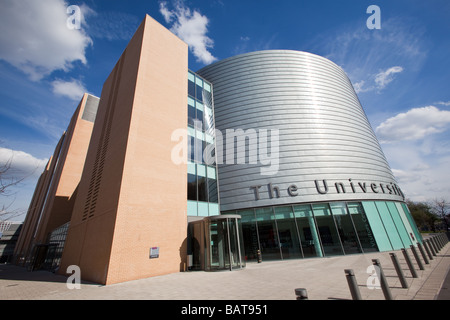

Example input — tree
[0,153,27,222]
[430,198,450,231]
[406,199,438,232]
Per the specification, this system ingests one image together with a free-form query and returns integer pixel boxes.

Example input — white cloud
[374,66,403,90]
[159,1,217,65]
[0,147,48,179]
[376,106,450,143]
[0,0,93,81]
[51,78,86,101]
[436,101,450,107]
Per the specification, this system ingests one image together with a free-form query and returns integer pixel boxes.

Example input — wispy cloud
[159,0,217,65]
[310,17,427,96]
[435,101,450,107]
[374,66,403,90]
[0,0,93,81]
[51,78,86,101]
[352,66,403,93]
[85,10,141,41]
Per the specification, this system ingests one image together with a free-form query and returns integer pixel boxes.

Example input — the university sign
[250,178,405,201]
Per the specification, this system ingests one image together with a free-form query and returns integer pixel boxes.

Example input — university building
[14,14,422,285]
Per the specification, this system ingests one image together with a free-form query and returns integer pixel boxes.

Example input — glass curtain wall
[224,200,414,262]
[187,71,219,216]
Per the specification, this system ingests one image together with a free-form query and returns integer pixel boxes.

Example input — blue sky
[1,0,449,221]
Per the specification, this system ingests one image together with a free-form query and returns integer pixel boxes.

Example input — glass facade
[223,200,420,262]
[187,71,219,217]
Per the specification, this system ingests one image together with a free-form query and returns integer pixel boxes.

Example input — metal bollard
[433,237,440,252]
[432,236,441,251]
[438,234,445,248]
[410,245,424,270]
[344,269,362,300]
[439,234,446,247]
[390,253,409,288]
[402,248,418,278]
[256,249,262,263]
[372,259,393,300]
[424,240,434,260]
[417,243,429,265]
[428,239,437,256]
[294,288,308,300]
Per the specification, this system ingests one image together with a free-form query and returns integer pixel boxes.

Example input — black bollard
[402,248,418,278]
[417,243,429,265]
[423,240,434,260]
[432,236,441,251]
[344,269,362,300]
[294,288,308,300]
[390,253,408,288]
[427,239,437,256]
[410,245,424,270]
[372,259,393,300]
[257,249,262,263]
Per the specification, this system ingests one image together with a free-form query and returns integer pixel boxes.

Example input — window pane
[196,109,204,131]
[375,201,403,250]
[198,176,207,201]
[293,205,322,258]
[347,202,378,252]
[274,206,302,259]
[187,173,197,201]
[237,209,259,261]
[188,104,195,127]
[188,80,195,97]
[362,202,393,251]
[188,135,195,162]
[386,202,412,248]
[207,178,218,203]
[196,84,203,102]
[330,202,361,254]
[255,207,281,260]
[312,204,344,256]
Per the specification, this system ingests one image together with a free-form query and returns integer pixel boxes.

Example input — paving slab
[1,242,449,301]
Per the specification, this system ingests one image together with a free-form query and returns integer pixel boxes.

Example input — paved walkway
[1,241,449,301]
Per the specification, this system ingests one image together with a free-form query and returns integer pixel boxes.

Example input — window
[312,203,344,256]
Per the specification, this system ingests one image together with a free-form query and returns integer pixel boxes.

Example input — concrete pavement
[1,240,449,301]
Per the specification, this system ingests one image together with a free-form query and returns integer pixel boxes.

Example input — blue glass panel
[375,202,403,250]
[386,202,412,248]
[362,202,393,251]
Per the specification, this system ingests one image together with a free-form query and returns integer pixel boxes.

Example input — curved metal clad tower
[198,50,404,212]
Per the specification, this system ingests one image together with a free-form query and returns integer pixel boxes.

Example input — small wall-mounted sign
[150,247,160,259]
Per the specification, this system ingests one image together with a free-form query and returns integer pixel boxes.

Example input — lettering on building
[250,178,405,201]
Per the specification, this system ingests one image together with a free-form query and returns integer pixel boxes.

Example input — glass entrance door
[204,215,245,271]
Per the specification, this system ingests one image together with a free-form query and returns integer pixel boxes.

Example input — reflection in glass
[347,202,378,252]
[237,210,259,261]
[187,173,197,201]
[255,207,281,260]
[312,203,344,256]
[198,176,207,202]
[188,79,195,97]
[293,205,322,258]
[274,206,302,259]
[330,202,361,254]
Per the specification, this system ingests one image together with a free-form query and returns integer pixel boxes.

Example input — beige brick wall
[60,15,188,285]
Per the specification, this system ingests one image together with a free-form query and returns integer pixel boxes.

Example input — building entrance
[188,215,245,271]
